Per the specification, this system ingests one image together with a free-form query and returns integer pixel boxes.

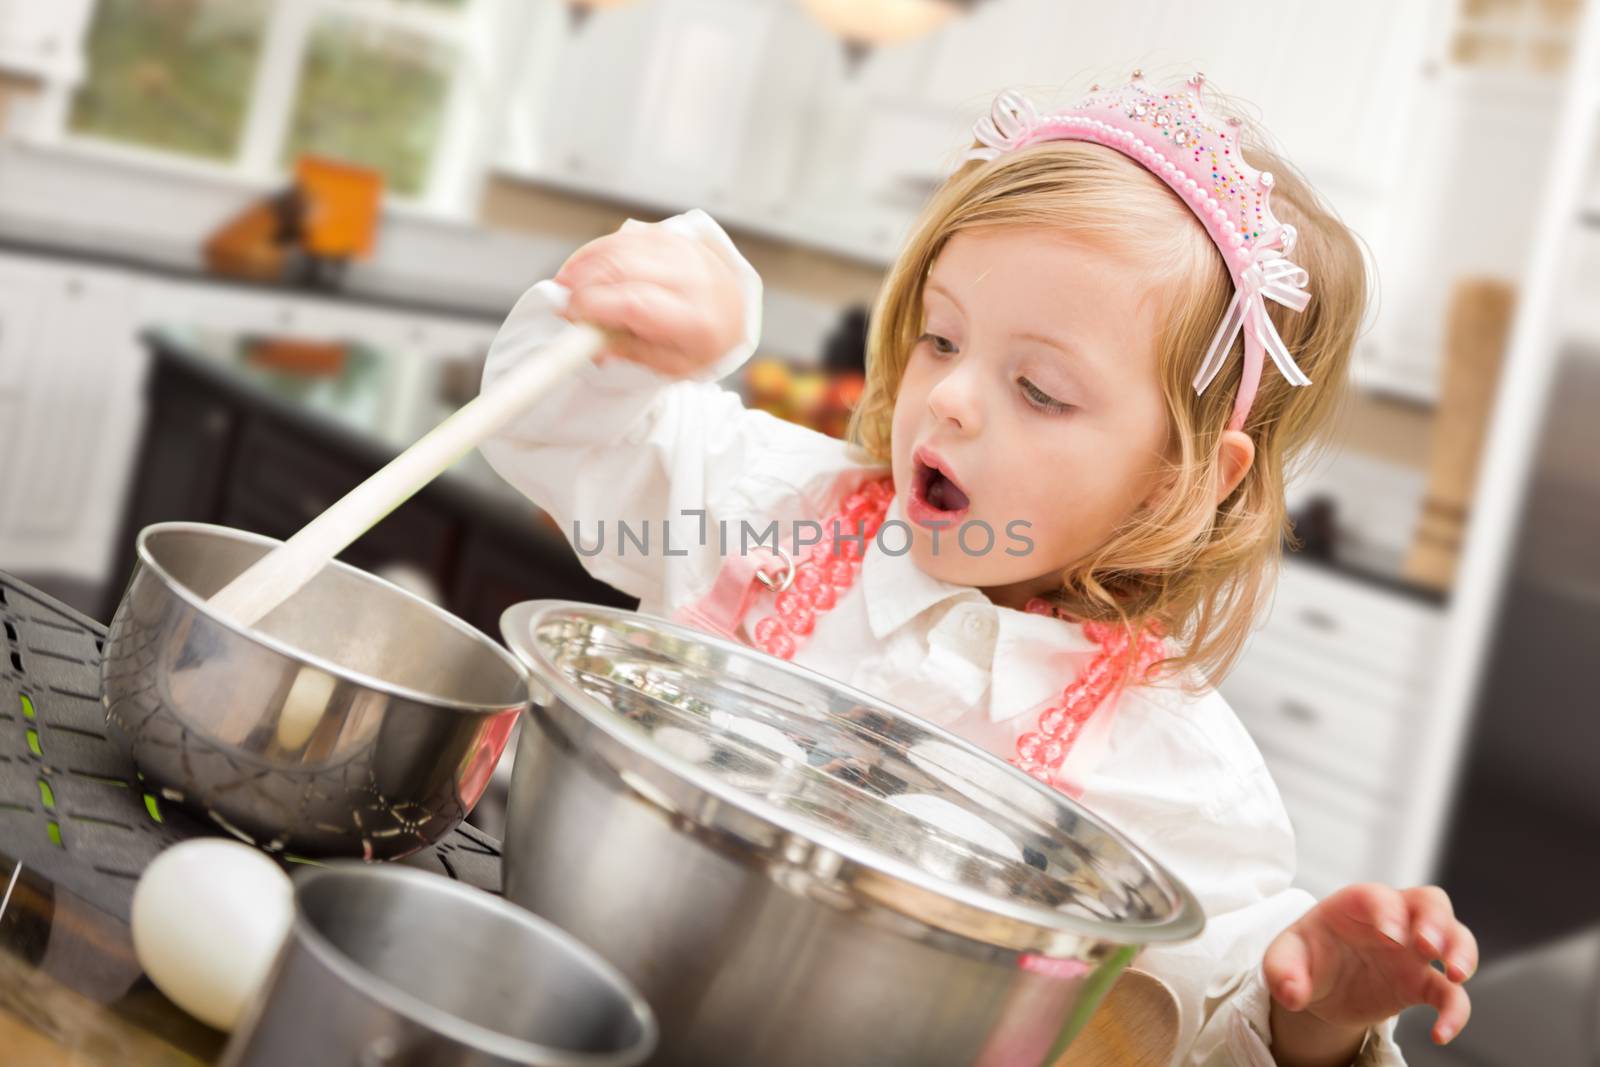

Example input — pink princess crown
[961,72,1313,431]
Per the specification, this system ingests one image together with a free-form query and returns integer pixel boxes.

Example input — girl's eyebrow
[924,280,966,313]
[1015,330,1082,360]
[1017,331,1102,392]
[925,279,1094,379]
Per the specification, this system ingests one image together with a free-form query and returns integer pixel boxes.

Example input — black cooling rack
[0,571,502,923]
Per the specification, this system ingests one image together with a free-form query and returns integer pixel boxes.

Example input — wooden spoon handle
[208,323,606,628]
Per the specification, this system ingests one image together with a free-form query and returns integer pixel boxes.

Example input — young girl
[480,73,1475,1067]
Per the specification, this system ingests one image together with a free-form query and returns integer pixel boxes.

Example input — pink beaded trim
[743,474,1165,783]
[750,477,894,660]
[1011,602,1166,784]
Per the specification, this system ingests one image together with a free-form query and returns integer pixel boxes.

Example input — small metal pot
[499,602,1204,1067]
[222,864,656,1067]
[101,523,526,859]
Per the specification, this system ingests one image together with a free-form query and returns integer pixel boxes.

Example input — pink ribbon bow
[1192,242,1313,430]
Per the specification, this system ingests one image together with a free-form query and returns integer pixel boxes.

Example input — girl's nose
[926,362,983,434]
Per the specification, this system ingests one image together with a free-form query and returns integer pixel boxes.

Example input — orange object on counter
[202,191,298,282]
[294,156,383,260]
[242,335,349,378]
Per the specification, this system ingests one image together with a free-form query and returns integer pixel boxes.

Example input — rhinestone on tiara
[960,75,1316,430]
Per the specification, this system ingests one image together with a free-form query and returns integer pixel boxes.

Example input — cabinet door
[774,13,962,258]
[0,268,137,570]
[101,356,240,614]
[0,267,48,393]
[450,526,636,640]
[0,0,92,81]
[522,1,663,185]
[619,0,781,209]
[503,0,781,212]
[224,418,458,582]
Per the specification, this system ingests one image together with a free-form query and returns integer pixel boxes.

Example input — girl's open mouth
[908,446,971,527]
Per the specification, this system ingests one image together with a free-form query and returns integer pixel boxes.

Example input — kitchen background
[0,0,1595,1058]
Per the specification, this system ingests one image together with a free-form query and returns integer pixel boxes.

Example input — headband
[960,73,1313,430]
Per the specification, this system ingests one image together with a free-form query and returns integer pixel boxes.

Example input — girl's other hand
[554,225,746,379]
[1263,883,1476,1066]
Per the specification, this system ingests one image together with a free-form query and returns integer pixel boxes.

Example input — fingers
[1262,927,1314,1012]
[1403,885,1477,982]
[1326,883,1412,949]
[1420,965,1472,1045]
[565,284,716,377]
[552,226,744,379]
[555,229,696,293]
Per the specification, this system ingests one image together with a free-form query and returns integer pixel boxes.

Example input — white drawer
[1262,561,1443,682]
[1220,657,1414,795]
[1271,758,1398,892]
[0,271,48,392]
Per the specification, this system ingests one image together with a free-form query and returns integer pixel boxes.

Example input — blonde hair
[848,113,1368,687]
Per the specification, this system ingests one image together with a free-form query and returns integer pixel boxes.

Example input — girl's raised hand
[554,224,746,379]
[1264,883,1476,1063]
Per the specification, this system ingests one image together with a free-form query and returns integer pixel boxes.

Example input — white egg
[130,838,295,1032]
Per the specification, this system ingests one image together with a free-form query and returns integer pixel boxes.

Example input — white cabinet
[0,0,92,82]
[496,0,1444,278]
[509,0,778,202]
[906,0,1439,233]
[0,262,49,392]
[623,0,781,211]
[1361,72,1562,402]
[0,256,142,583]
[504,0,788,224]
[522,1,662,186]
[1220,560,1445,897]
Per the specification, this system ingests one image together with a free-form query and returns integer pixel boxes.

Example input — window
[65,0,496,205]
[70,0,270,162]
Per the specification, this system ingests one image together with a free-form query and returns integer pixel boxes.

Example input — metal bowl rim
[131,521,529,716]
[286,863,658,1066]
[502,599,1206,947]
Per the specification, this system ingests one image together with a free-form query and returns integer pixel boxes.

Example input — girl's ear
[1214,430,1256,505]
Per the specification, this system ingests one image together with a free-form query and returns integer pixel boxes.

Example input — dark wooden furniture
[104,333,635,635]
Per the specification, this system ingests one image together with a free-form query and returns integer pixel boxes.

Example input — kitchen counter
[0,834,509,1066]
[0,140,542,325]
[0,225,515,327]
[138,325,533,522]
[0,858,224,1065]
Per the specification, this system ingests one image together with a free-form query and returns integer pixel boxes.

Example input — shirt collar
[862,497,1100,722]
[988,608,1099,722]
[861,496,974,639]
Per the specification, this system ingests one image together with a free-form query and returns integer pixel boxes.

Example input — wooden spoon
[207,323,605,629]
[1062,968,1181,1067]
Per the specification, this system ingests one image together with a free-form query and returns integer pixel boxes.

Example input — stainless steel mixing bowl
[499,601,1204,1067]
[101,523,527,859]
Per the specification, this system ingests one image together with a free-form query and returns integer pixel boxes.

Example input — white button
[964,612,993,638]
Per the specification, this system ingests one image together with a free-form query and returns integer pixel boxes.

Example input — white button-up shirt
[479,210,1402,1067]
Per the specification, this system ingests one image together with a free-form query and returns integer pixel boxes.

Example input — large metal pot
[101,523,526,859]
[499,602,1203,1067]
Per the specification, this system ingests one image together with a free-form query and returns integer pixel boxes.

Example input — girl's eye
[1019,377,1071,414]
[919,332,958,357]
